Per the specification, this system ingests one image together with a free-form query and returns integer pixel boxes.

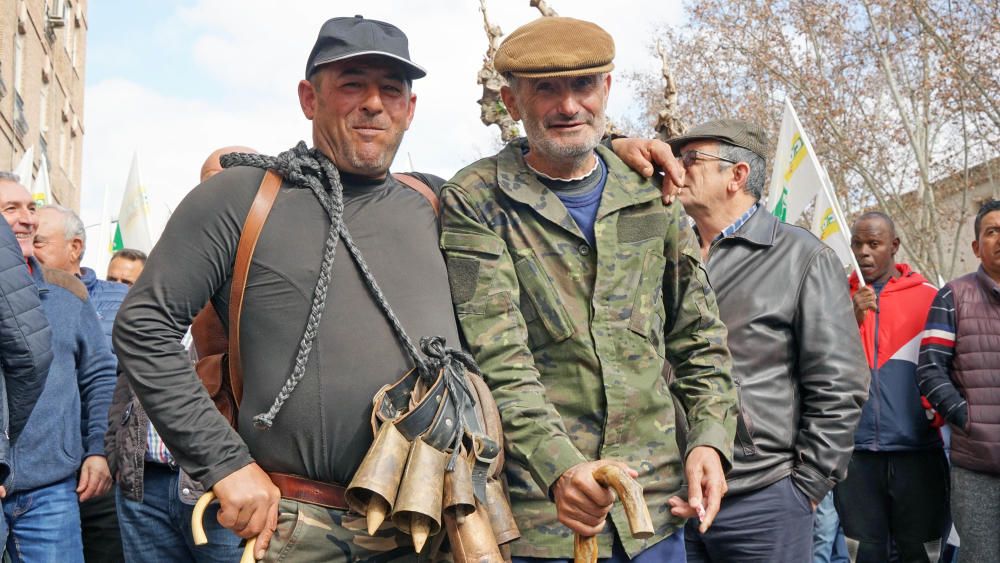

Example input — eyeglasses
[680,150,738,168]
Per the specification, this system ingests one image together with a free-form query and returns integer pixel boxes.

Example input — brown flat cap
[494,17,614,78]
[668,119,769,161]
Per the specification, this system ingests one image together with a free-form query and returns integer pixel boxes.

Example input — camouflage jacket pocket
[628,249,667,349]
[441,231,505,314]
[514,250,574,348]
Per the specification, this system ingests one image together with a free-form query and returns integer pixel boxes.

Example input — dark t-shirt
[114,165,460,487]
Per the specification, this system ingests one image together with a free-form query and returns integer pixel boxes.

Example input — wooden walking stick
[573,465,654,563]
[192,491,258,563]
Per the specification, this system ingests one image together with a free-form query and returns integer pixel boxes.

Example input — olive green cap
[493,17,615,78]
[668,119,769,161]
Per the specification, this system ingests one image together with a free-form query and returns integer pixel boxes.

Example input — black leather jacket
[704,207,868,503]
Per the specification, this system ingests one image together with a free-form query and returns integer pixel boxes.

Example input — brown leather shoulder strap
[392,172,440,216]
[229,170,282,407]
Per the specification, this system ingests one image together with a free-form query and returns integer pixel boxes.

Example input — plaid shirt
[144,329,187,465]
[145,422,175,465]
[710,203,760,245]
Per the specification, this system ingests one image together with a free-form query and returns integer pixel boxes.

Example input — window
[13,35,23,94]
[67,134,75,176]
[12,35,27,138]
[13,93,28,138]
[39,134,49,169]
[63,2,72,56]
[39,85,49,133]
[58,124,67,168]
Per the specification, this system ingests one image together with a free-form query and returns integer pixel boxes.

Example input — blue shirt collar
[695,203,760,245]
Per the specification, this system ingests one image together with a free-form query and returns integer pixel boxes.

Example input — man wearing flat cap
[623,120,867,561]
[440,17,738,562]
[114,16,463,561]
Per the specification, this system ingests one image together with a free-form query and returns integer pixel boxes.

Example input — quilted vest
[949,268,1000,474]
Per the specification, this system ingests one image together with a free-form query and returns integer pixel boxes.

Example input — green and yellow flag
[767,100,861,279]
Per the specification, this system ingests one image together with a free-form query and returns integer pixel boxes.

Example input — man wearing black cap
[114,16,460,561]
[620,120,868,561]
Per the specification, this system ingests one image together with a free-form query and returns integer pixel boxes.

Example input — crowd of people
[0,13,996,563]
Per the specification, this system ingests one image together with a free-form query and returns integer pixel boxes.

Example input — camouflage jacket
[439,141,737,558]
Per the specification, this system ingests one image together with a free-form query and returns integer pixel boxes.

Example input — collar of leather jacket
[726,205,779,248]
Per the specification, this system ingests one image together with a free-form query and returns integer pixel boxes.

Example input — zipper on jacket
[732,377,757,457]
[872,291,881,450]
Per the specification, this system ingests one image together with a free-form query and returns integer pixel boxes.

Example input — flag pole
[95,184,112,273]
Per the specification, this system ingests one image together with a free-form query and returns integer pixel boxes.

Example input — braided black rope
[220,143,428,429]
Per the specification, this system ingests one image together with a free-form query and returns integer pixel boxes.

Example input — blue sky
[87,1,203,94]
[79,0,683,269]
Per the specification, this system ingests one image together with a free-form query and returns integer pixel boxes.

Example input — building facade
[0,0,87,209]
[899,157,1000,281]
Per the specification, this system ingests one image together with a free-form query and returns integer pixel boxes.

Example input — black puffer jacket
[704,208,869,503]
[0,220,52,481]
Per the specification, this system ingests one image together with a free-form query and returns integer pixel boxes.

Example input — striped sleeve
[916,286,967,429]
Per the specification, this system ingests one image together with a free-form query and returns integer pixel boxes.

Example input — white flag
[32,155,52,206]
[767,101,826,223]
[767,100,863,282]
[13,147,34,192]
[811,185,855,272]
[115,153,153,253]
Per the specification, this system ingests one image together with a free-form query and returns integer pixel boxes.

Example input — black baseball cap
[304,15,427,80]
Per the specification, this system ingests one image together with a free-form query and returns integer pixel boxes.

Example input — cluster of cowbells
[346,364,520,562]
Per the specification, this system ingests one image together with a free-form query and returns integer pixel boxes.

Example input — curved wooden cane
[192,491,258,563]
[573,465,654,563]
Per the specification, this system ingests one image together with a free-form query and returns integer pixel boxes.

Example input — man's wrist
[685,420,734,473]
[947,403,969,430]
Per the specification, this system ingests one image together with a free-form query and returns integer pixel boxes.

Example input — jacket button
[121,404,133,425]
[579,244,590,256]
[182,487,191,495]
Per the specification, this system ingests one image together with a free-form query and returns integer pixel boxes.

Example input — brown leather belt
[267,472,348,510]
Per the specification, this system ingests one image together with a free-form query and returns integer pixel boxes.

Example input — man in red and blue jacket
[833,212,949,563]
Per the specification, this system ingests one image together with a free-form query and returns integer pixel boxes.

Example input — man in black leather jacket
[623,120,868,562]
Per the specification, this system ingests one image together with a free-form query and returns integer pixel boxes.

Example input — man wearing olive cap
[616,120,869,561]
[440,17,737,562]
[114,16,459,561]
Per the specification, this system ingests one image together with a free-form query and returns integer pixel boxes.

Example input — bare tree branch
[653,40,686,141]
[476,0,520,142]
[633,0,999,278]
[530,0,559,17]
